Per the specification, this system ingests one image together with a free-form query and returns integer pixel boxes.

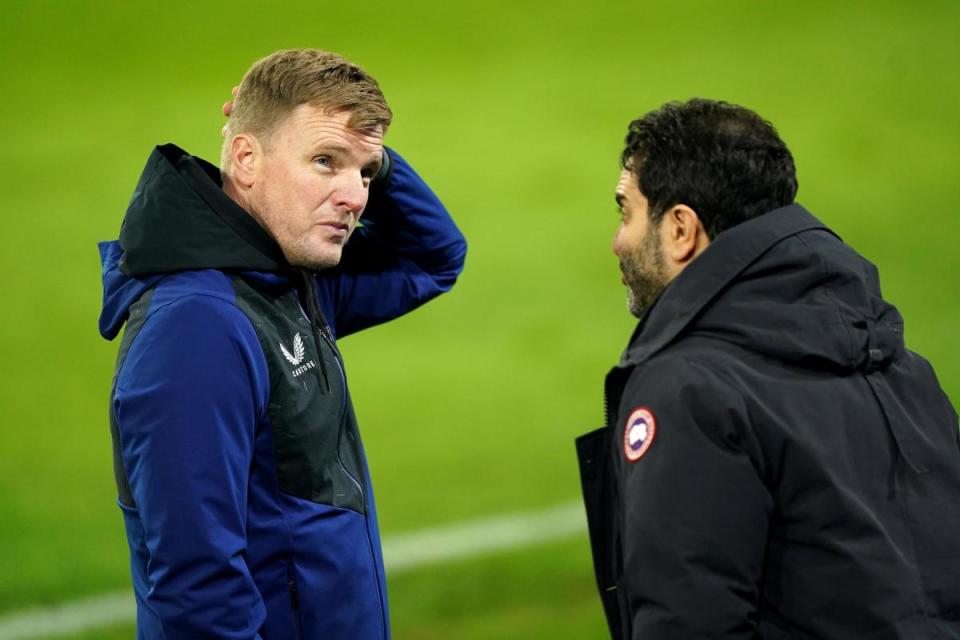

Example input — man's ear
[662,204,710,266]
[229,133,260,188]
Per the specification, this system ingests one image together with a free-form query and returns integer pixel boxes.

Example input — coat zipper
[298,270,332,392]
[287,558,303,639]
[331,352,365,507]
[296,271,364,503]
[297,270,385,637]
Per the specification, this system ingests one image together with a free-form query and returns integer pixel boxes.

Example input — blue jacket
[99,144,466,639]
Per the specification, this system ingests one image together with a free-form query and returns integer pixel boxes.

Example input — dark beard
[620,230,668,318]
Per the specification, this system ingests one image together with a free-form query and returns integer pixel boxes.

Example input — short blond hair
[221,49,392,170]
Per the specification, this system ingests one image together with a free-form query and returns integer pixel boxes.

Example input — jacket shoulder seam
[627,352,759,452]
[114,288,261,393]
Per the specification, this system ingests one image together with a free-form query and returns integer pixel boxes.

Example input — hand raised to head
[221,86,239,137]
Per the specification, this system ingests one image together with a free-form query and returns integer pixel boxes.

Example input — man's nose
[333,171,368,215]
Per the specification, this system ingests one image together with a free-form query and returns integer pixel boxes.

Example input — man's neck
[221,172,249,211]
[220,172,282,255]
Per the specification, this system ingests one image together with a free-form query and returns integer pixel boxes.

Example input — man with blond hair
[98,49,466,639]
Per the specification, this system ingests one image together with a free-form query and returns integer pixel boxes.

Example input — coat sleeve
[113,295,268,640]
[618,358,772,639]
[315,147,467,338]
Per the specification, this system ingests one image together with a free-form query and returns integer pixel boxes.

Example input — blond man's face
[250,104,384,270]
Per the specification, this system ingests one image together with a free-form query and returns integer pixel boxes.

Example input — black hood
[622,204,904,375]
[118,144,288,276]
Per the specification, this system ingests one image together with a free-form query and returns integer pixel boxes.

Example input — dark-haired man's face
[612,170,669,318]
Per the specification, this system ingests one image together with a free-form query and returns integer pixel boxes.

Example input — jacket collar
[119,144,289,276]
[620,203,836,367]
[178,148,289,267]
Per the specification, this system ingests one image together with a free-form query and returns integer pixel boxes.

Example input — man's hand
[221,86,238,137]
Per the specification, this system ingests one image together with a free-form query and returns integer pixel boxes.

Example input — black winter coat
[577,204,960,639]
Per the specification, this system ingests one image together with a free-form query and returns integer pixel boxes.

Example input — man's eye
[313,156,331,167]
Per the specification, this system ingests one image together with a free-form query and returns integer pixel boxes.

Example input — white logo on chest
[280,332,317,378]
[280,333,306,365]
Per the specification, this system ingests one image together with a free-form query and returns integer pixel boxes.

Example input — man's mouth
[321,221,350,233]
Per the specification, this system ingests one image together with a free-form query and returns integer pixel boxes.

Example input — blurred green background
[1,1,958,638]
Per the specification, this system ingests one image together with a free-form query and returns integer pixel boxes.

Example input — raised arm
[315,147,467,338]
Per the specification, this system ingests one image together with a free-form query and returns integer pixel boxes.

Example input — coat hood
[622,204,904,375]
[99,144,290,339]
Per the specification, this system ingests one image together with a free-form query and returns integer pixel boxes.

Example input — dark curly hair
[621,98,798,239]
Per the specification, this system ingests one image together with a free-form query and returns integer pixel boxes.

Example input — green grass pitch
[0,2,957,638]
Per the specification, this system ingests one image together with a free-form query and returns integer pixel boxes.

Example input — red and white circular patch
[623,407,656,462]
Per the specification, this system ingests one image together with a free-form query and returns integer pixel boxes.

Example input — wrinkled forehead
[280,104,384,149]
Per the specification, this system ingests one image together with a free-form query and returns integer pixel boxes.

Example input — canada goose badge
[623,407,656,462]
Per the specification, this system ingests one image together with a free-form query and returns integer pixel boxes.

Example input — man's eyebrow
[309,143,382,172]
[309,142,350,155]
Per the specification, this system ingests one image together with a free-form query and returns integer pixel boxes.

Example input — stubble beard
[621,230,669,319]
[253,195,348,271]
[284,235,347,271]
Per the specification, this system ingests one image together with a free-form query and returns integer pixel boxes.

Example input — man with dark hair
[577,98,960,639]
[98,49,466,639]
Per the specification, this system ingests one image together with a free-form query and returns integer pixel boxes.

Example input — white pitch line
[0,501,585,640]
[382,500,585,572]
[0,593,134,640]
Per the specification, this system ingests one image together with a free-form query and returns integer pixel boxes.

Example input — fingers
[222,101,233,137]
[222,86,240,137]
[223,86,239,117]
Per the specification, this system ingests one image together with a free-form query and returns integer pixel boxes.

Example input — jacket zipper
[287,558,303,639]
[297,270,385,638]
[296,272,365,503]
[603,385,610,430]
[603,366,631,638]
[298,270,332,392]
[332,354,365,507]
